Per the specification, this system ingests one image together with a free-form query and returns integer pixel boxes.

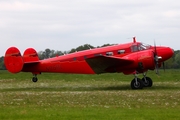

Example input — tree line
[0,44,179,70]
[37,44,112,60]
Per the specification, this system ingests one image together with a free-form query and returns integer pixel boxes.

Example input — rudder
[23,48,39,63]
[4,47,24,73]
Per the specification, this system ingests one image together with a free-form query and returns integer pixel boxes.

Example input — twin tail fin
[4,47,39,73]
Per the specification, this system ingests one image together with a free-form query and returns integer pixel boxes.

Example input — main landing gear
[131,73,153,89]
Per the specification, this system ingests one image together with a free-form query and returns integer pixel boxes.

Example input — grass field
[0,70,180,120]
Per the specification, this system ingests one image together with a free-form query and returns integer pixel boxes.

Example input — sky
[1,0,180,56]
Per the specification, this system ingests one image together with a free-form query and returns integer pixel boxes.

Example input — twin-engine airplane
[4,37,173,89]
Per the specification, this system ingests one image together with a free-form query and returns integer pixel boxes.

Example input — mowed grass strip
[0,70,180,120]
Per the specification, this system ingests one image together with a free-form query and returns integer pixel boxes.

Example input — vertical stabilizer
[23,48,39,63]
[4,47,24,73]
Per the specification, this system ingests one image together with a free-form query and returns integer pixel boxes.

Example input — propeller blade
[155,62,159,74]
[153,41,159,74]
[154,41,157,56]
[163,62,165,72]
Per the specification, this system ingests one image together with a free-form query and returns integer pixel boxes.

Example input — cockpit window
[131,43,151,52]
[139,43,151,50]
[131,45,139,52]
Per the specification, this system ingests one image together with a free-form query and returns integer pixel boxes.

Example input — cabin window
[131,45,139,52]
[73,57,77,61]
[94,54,102,57]
[118,50,125,54]
[106,52,113,56]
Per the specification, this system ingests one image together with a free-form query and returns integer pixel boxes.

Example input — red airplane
[4,37,174,89]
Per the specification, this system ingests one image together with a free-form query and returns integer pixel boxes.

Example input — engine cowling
[136,50,155,72]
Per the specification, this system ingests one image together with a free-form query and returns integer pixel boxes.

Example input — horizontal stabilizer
[86,56,134,74]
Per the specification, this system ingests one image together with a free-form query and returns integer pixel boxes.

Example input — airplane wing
[85,56,134,74]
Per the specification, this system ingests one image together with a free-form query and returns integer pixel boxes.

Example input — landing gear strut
[32,74,38,82]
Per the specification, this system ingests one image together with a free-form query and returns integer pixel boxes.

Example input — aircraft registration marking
[46,64,61,71]
[138,56,151,60]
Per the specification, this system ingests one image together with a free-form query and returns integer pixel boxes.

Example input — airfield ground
[0,70,180,120]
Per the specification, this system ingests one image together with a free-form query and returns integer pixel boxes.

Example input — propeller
[153,41,158,74]
[153,41,162,74]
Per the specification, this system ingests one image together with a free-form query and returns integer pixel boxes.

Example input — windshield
[131,43,151,52]
[138,43,151,50]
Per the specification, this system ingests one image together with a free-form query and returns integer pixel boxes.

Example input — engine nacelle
[136,50,155,72]
[121,50,155,74]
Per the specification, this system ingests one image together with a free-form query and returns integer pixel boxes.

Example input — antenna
[133,37,136,43]
[86,44,92,50]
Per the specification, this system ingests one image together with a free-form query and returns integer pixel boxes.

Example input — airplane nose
[170,48,174,55]
[158,47,174,61]
[167,47,174,59]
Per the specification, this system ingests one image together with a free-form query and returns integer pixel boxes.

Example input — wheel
[142,77,153,87]
[32,77,38,82]
[131,78,143,89]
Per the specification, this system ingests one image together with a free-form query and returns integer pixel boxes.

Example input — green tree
[38,49,65,60]
[164,58,174,69]
[69,44,95,53]
[98,44,114,48]
[174,51,180,68]
[0,56,5,70]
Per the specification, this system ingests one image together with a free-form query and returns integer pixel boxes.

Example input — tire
[142,77,153,87]
[131,78,143,89]
[32,77,38,82]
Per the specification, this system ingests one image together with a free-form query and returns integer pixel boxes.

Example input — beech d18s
[4,37,174,89]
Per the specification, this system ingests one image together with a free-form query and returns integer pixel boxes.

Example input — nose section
[157,47,174,62]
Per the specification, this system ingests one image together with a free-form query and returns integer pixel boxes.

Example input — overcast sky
[1,0,180,56]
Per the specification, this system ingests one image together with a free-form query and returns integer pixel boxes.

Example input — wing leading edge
[85,56,134,74]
